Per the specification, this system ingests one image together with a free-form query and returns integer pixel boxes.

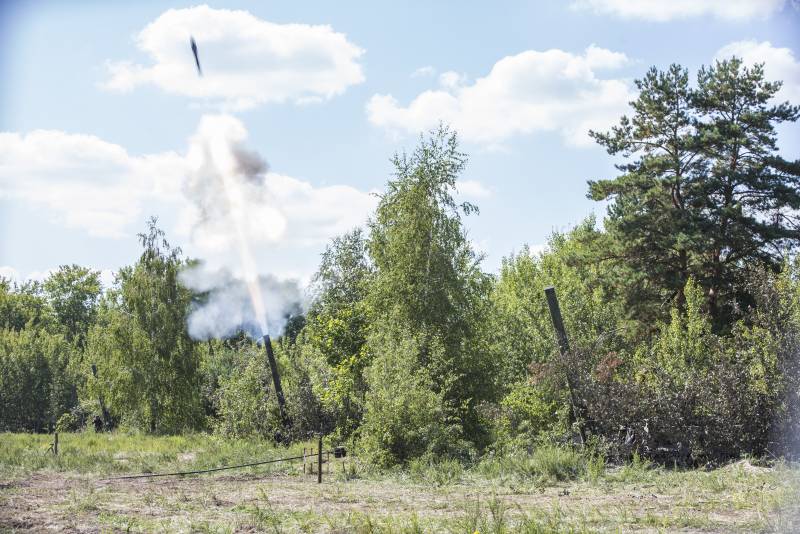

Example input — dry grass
[1,433,798,533]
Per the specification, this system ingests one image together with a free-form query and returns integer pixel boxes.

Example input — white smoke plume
[179,266,304,340]
[181,114,303,338]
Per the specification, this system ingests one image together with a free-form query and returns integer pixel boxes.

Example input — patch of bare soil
[0,470,790,532]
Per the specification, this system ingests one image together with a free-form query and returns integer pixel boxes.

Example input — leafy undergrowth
[1,432,798,533]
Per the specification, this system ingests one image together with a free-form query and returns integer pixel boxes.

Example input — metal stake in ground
[544,286,586,445]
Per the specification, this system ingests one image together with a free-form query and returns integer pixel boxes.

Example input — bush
[492,274,800,465]
[358,335,471,466]
[212,343,282,440]
[408,457,464,486]
[564,277,800,464]
[475,444,590,483]
[0,327,77,432]
[282,338,337,441]
[487,377,571,453]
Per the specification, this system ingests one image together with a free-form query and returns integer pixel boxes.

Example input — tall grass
[0,431,315,477]
[474,444,594,484]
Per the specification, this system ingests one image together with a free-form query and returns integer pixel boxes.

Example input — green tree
[693,58,800,323]
[305,228,374,437]
[359,330,466,466]
[0,279,54,332]
[366,125,495,449]
[307,228,373,368]
[43,265,102,348]
[85,218,201,433]
[212,342,280,439]
[590,60,800,328]
[489,220,626,447]
[491,218,625,385]
[589,64,706,322]
[0,327,76,432]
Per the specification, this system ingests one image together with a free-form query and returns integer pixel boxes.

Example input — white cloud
[438,71,467,90]
[456,180,492,199]
[103,5,365,110]
[0,116,377,270]
[572,0,786,21]
[0,130,185,237]
[715,41,800,103]
[25,268,56,283]
[412,66,436,78]
[366,45,633,147]
[0,266,20,282]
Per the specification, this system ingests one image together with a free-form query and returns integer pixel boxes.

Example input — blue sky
[1,0,799,288]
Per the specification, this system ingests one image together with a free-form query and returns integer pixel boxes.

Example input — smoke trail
[184,114,289,337]
[209,136,269,334]
[179,113,372,340]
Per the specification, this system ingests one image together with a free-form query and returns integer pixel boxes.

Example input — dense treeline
[2,58,799,465]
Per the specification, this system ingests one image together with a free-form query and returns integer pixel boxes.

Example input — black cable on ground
[102,451,336,481]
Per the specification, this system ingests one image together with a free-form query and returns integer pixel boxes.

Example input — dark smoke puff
[232,146,268,183]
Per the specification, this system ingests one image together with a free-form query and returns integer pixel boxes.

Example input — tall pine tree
[693,58,800,323]
[590,60,800,328]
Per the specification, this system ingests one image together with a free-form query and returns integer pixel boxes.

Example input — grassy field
[1,432,798,533]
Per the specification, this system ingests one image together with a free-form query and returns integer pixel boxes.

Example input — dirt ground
[1,467,798,533]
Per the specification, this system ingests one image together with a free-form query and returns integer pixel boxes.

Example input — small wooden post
[53,432,59,456]
[317,435,323,484]
[303,447,306,474]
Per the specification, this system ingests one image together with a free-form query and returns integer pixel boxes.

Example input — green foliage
[212,342,281,439]
[281,335,341,441]
[591,60,800,328]
[358,332,469,467]
[491,218,626,384]
[43,265,102,348]
[636,278,719,381]
[84,218,202,433]
[305,229,373,438]
[0,279,54,333]
[366,125,495,450]
[368,125,479,336]
[492,381,569,450]
[0,327,76,432]
[208,335,336,442]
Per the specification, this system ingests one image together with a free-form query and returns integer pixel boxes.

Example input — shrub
[475,444,589,483]
[408,457,464,486]
[566,277,800,464]
[358,335,470,466]
[212,344,282,440]
[493,275,800,465]
[282,338,337,441]
[0,327,77,432]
